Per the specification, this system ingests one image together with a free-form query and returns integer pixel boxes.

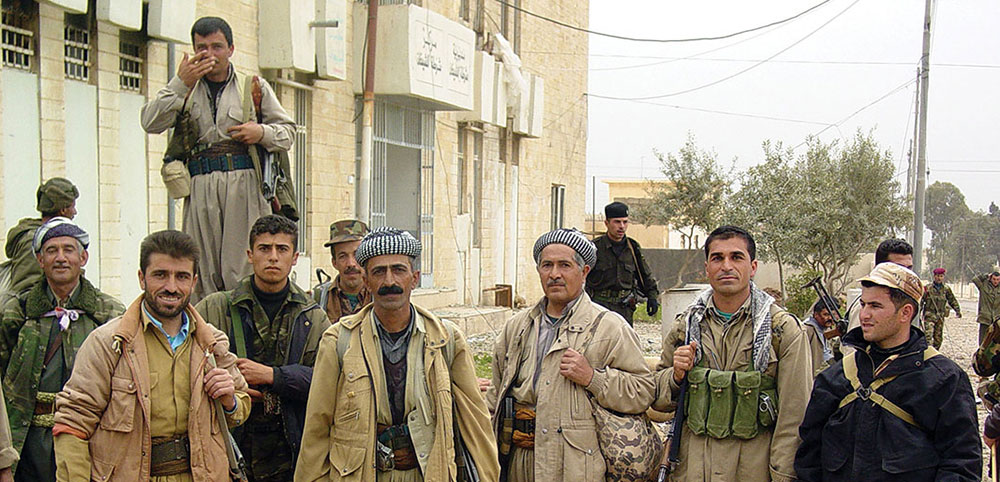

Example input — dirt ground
[466,296,996,479]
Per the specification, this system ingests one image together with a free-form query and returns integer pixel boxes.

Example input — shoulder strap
[839,347,940,429]
[625,238,646,292]
[251,76,263,123]
[227,294,247,359]
[337,323,352,364]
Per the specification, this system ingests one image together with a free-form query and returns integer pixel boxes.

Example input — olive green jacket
[973,274,1000,325]
[585,235,659,300]
[921,282,960,321]
[3,217,43,296]
[0,277,124,461]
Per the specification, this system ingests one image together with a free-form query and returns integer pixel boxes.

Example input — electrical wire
[587,0,863,101]
[590,97,833,127]
[793,77,916,149]
[495,0,833,43]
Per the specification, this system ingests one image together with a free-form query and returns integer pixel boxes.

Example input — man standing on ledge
[586,202,659,325]
[141,16,295,301]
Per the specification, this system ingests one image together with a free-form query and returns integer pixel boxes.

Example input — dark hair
[875,238,912,264]
[704,225,756,260]
[861,281,918,321]
[250,215,298,248]
[140,230,199,275]
[191,17,233,46]
[813,296,841,314]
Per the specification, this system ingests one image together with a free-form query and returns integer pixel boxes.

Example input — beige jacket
[52,296,251,481]
[654,295,813,482]
[140,67,294,152]
[294,303,500,482]
[486,293,655,482]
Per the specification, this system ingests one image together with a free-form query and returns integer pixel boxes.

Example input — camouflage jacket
[921,282,961,321]
[973,274,1000,325]
[3,217,43,296]
[311,275,371,323]
[585,235,659,301]
[0,276,123,455]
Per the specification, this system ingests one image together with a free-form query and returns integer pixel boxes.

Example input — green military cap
[36,177,79,213]
[324,219,370,247]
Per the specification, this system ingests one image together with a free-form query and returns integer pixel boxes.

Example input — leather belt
[150,434,191,477]
[187,153,253,177]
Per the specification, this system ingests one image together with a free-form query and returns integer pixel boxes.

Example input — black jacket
[585,235,658,298]
[795,327,981,481]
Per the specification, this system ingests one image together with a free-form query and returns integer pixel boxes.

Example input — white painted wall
[118,93,148,300]
[1,70,41,234]
[64,82,100,284]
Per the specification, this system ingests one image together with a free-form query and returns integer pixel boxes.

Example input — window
[457,127,467,213]
[501,0,520,54]
[118,31,144,92]
[551,184,565,230]
[472,131,483,247]
[64,13,90,82]
[294,87,310,251]
[1,0,35,72]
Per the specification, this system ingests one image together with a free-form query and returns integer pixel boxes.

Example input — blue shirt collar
[141,302,190,352]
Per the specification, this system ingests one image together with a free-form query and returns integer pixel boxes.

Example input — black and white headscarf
[532,228,597,267]
[32,217,89,253]
[686,281,774,372]
[354,226,422,267]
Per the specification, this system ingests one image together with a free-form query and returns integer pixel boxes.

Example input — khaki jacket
[973,274,1000,325]
[486,293,655,482]
[295,304,499,482]
[654,295,813,482]
[140,67,294,152]
[52,295,251,481]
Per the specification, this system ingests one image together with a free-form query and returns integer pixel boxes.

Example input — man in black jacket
[795,262,981,481]
[585,202,659,325]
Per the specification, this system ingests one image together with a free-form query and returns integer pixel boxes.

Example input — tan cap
[324,219,369,247]
[859,262,923,303]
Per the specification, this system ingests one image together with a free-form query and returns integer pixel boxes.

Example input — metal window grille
[472,131,483,247]
[551,185,565,230]
[294,88,310,252]
[118,36,143,92]
[64,24,90,81]
[1,7,34,71]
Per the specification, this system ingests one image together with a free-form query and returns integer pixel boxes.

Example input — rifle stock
[656,379,688,482]
[205,349,250,482]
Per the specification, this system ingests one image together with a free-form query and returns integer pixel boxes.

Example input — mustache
[343,267,362,275]
[547,280,566,287]
[378,285,405,296]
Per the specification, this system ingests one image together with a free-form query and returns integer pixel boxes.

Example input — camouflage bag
[582,311,663,481]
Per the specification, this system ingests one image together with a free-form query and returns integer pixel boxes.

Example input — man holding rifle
[653,225,812,482]
[804,297,842,374]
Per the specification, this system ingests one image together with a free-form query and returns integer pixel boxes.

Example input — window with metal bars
[1,1,35,71]
[119,33,144,92]
[294,87,309,252]
[64,14,90,82]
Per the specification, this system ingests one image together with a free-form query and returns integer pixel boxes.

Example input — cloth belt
[377,423,418,470]
[187,153,253,177]
[512,405,536,450]
[593,289,630,303]
[150,434,191,477]
[30,391,57,428]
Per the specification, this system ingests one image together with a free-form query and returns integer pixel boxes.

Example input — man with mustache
[0,217,124,481]
[197,215,329,481]
[486,228,654,482]
[296,227,499,481]
[51,229,251,480]
[653,225,812,481]
[312,220,371,322]
[585,202,659,326]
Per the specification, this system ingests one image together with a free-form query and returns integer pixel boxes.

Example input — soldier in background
[803,297,841,375]
[972,270,1000,346]
[0,218,124,481]
[586,202,659,325]
[3,178,79,296]
[921,268,960,350]
[312,219,371,322]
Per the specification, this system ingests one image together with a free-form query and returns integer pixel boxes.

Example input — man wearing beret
[486,228,654,482]
[312,219,372,323]
[654,225,811,482]
[197,215,329,481]
[796,262,981,481]
[4,177,79,297]
[0,218,124,481]
[585,201,659,326]
[920,267,960,350]
[296,227,499,481]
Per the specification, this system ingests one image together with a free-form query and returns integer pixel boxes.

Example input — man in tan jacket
[52,230,251,481]
[140,16,295,301]
[486,228,655,482]
[655,225,813,482]
[295,227,499,481]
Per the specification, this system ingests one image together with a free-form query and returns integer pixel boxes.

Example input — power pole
[912,0,933,275]
[358,0,380,224]
[905,68,920,244]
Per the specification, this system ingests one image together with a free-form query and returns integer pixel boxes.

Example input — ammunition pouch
[685,366,777,440]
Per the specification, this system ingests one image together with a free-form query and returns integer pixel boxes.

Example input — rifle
[801,276,848,339]
[205,349,250,482]
[656,331,691,482]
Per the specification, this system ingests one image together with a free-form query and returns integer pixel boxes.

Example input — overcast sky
[580,0,1000,217]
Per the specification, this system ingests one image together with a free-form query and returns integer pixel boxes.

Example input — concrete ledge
[412,287,459,310]
[434,305,511,337]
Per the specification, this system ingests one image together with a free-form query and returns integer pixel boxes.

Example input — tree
[633,135,729,288]
[925,181,971,260]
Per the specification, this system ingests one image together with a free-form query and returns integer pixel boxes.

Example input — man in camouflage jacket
[312,219,371,322]
[973,271,1000,345]
[921,268,961,350]
[0,218,123,481]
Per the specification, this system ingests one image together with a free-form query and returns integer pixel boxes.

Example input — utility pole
[358,0,380,224]
[912,0,933,275]
[905,68,920,244]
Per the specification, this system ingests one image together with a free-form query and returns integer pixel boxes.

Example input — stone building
[0,0,588,306]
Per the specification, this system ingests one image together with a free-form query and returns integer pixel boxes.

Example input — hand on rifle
[228,122,264,144]
[204,367,237,411]
[672,340,699,384]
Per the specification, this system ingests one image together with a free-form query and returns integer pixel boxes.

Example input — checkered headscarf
[32,217,89,253]
[532,228,597,267]
[355,226,422,267]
